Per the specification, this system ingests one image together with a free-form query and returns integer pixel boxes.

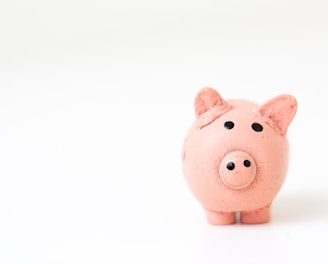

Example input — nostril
[226,162,235,170]
[244,160,251,167]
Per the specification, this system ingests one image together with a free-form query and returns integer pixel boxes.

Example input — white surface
[0,1,328,263]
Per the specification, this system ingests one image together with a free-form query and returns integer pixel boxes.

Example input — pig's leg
[205,209,235,225]
[240,204,271,224]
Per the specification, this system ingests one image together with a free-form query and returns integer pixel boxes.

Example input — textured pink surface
[182,87,297,225]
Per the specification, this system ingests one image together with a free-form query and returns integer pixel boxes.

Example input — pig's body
[182,88,297,224]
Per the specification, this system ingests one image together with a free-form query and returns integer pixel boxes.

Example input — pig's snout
[219,151,256,190]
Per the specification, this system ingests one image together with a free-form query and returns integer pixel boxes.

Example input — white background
[0,0,327,263]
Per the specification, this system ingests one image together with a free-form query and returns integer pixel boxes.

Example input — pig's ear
[194,87,231,128]
[257,94,297,136]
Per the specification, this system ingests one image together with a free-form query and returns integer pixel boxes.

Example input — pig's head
[183,87,297,212]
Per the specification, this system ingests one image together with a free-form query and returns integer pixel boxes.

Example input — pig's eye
[224,121,234,130]
[252,122,263,132]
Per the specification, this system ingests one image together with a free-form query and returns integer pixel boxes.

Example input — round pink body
[182,88,297,224]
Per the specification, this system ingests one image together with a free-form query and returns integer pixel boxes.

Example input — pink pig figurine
[182,87,297,225]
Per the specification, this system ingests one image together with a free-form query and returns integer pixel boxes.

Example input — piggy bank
[182,87,297,224]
